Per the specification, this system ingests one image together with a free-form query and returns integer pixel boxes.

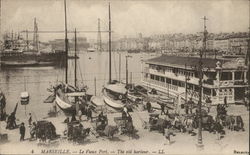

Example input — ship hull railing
[142,78,235,105]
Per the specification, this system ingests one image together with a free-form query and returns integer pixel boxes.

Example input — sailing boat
[46,0,89,116]
[101,3,132,110]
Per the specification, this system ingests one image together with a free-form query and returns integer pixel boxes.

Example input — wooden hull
[103,90,124,110]
[55,94,76,115]
[90,96,105,107]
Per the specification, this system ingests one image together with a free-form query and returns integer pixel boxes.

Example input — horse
[103,125,119,139]
[183,116,194,134]
[149,118,171,133]
[217,115,244,131]
[194,115,214,132]
[172,115,186,133]
[124,121,137,139]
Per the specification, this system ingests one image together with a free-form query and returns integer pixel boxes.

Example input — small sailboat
[103,82,127,110]
[45,0,90,116]
[102,4,127,110]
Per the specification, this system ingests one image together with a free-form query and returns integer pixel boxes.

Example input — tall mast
[74,28,77,88]
[97,18,102,52]
[0,0,1,40]
[26,30,29,51]
[64,0,68,84]
[33,18,39,52]
[203,16,208,58]
[108,2,112,84]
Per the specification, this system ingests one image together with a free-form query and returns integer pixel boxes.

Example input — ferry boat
[142,55,248,105]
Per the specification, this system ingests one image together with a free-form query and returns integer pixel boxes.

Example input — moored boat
[102,83,126,110]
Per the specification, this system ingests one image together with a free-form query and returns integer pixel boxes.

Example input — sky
[0,0,249,41]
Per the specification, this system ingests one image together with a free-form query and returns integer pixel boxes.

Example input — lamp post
[196,16,208,150]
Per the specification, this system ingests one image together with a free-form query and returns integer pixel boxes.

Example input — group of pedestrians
[18,113,37,141]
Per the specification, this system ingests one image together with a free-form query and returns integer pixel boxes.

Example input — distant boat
[68,55,79,59]
[127,49,140,53]
[87,48,95,52]
[222,53,245,58]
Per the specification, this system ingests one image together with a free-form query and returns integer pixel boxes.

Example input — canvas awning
[104,84,127,94]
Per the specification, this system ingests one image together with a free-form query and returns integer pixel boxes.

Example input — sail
[44,94,56,103]
[13,102,18,115]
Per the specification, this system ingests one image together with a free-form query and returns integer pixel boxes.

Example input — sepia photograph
[0,0,249,154]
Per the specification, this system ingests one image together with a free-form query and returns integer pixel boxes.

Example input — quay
[0,103,249,155]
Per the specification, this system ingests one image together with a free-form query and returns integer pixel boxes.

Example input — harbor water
[0,51,157,120]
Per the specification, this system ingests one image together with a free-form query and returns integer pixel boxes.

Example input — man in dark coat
[6,112,17,129]
[97,112,107,130]
[28,113,32,126]
[161,104,165,115]
[87,106,92,121]
[187,98,194,114]
[0,92,7,121]
[71,113,77,122]
[224,96,228,107]
[19,122,25,141]
[146,102,152,113]
[205,97,212,113]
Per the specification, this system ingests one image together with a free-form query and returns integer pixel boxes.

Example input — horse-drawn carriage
[148,113,189,133]
[216,104,244,131]
[36,120,57,142]
[148,113,169,133]
[65,121,90,143]
[114,117,136,137]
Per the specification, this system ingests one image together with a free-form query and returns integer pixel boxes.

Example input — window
[172,80,178,86]
[155,76,160,81]
[150,74,154,80]
[203,88,211,95]
[187,83,192,89]
[166,78,171,84]
[235,71,244,80]
[178,81,185,87]
[220,72,232,81]
[212,89,216,96]
[160,77,165,82]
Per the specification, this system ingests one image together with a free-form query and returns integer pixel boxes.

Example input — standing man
[224,96,228,107]
[160,104,165,115]
[0,91,7,121]
[187,98,194,114]
[146,101,152,113]
[19,122,26,141]
[28,113,32,126]
[185,102,189,115]
[30,122,37,140]
[205,97,212,113]
[87,106,92,122]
